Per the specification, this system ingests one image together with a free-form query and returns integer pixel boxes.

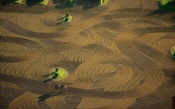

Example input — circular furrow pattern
[100,65,135,92]
[8,92,41,109]
[122,69,143,91]
[46,96,70,109]
[75,63,117,83]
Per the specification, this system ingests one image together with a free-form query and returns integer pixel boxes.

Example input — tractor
[157,0,175,11]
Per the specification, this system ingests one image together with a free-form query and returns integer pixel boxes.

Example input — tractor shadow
[38,92,63,102]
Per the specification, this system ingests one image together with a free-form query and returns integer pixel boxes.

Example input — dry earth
[0,0,175,109]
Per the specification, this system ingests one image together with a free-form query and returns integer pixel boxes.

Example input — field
[0,0,175,109]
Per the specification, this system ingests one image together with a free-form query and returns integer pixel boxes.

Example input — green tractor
[157,0,175,11]
[57,13,72,23]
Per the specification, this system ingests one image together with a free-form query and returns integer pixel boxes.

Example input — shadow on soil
[38,92,62,102]
[147,2,175,20]
[1,0,14,5]
[54,0,99,10]
[25,0,41,6]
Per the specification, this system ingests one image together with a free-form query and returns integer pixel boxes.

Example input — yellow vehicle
[13,0,23,4]
[98,0,108,6]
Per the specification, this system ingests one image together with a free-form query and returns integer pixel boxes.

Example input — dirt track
[0,0,175,109]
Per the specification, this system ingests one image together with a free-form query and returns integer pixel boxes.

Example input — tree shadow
[1,0,14,6]
[146,2,175,20]
[54,0,100,10]
[52,0,65,4]
[26,0,41,6]
[82,0,99,10]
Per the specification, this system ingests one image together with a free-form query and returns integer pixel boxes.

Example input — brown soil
[0,0,175,109]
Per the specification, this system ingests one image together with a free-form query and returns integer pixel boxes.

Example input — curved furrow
[0,19,58,38]
[0,62,45,80]
[0,87,24,109]
[109,8,143,16]
[159,34,175,40]
[141,0,159,9]
[81,43,113,56]
[122,70,143,91]
[38,101,52,109]
[60,49,109,63]
[79,29,98,40]
[115,37,163,72]
[66,87,138,99]
[124,22,155,29]
[0,12,52,33]
[94,39,119,54]
[0,73,52,91]
[75,63,117,83]
[65,95,83,108]
[101,59,145,71]
[133,41,175,69]
[136,27,175,34]
[94,27,117,40]
[115,38,165,96]
[120,0,140,9]
[0,42,32,53]
[40,15,58,27]
[123,17,169,30]
[8,92,41,109]
[0,35,42,49]
[56,27,100,46]
[102,65,135,91]
[46,96,70,109]
[49,60,82,73]
[105,27,119,36]
[0,55,28,63]
[41,40,80,54]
